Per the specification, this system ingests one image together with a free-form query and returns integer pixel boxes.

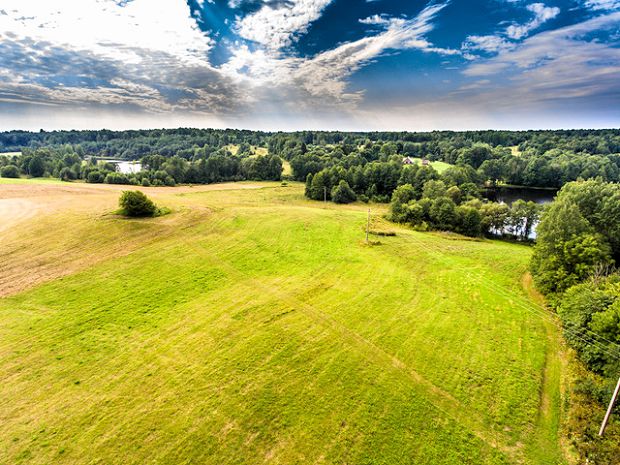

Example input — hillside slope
[0,182,566,464]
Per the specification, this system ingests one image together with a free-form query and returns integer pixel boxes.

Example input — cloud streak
[506,3,560,39]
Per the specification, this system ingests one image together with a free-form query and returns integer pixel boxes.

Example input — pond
[482,186,558,239]
[114,161,142,174]
[482,186,557,205]
[98,159,142,174]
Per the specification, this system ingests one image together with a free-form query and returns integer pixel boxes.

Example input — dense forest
[1,128,620,190]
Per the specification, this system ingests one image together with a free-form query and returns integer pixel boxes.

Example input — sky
[0,0,618,131]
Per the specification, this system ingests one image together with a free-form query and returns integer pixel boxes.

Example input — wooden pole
[366,208,370,243]
[599,376,620,436]
[323,186,327,202]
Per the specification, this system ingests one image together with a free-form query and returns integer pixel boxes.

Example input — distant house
[421,159,430,166]
[402,156,416,165]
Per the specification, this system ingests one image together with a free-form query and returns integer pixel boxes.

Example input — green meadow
[0,182,566,464]
[407,158,453,174]
[0,176,67,185]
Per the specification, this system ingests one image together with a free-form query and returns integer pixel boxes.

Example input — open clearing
[0,180,566,464]
[407,157,453,174]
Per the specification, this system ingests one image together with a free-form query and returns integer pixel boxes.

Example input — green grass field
[0,182,566,464]
[407,158,453,174]
[0,176,67,185]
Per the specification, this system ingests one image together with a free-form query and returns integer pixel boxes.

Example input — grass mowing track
[0,181,566,464]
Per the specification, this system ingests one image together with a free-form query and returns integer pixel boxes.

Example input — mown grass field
[407,158,453,174]
[0,181,566,464]
[0,176,66,185]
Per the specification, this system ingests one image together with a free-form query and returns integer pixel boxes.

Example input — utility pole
[366,208,370,243]
[599,376,620,436]
[323,186,327,202]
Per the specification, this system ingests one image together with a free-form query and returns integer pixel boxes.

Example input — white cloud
[465,12,620,76]
[0,0,247,115]
[220,2,453,113]
[584,0,620,10]
[0,0,213,64]
[506,3,560,40]
[293,2,454,100]
[359,14,391,26]
[1,0,615,131]
[462,35,513,53]
[461,2,560,60]
[359,13,620,132]
[234,0,333,51]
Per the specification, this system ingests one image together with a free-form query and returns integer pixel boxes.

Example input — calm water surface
[483,186,557,205]
[483,186,558,239]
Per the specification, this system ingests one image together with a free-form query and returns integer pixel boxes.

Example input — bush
[331,180,357,204]
[390,184,416,222]
[531,180,620,294]
[429,197,457,230]
[118,191,157,217]
[105,172,131,184]
[87,170,105,183]
[0,165,20,178]
[456,205,482,237]
[558,275,620,376]
[59,167,75,181]
[28,156,45,177]
[403,201,425,226]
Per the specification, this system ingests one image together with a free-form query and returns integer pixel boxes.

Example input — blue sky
[0,0,618,131]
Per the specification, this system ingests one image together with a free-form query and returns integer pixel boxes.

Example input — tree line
[0,146,283,185]
[290,139,620,189]
[530,180,620,462]
[3,128,620,190]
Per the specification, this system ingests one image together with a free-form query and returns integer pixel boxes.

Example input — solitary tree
[119,191,158,217]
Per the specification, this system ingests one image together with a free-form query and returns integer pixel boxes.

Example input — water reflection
[98,159,142,174]
[483,186,558,239]
[483,186,557,205]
